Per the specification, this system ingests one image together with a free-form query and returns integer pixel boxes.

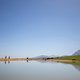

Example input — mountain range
[73,50,80,56]
[33,50,80,59]
[34,55,60,59]
[34,55,49,59]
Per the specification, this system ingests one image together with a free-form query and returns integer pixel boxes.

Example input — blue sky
[0,0,80,58]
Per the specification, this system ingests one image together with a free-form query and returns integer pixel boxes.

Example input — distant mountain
[34,55,60,59]
[34,55,49,59]
[73,50,80,56]
[49,55,60,58]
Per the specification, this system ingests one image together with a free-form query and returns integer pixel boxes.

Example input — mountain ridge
[73,50,80,56]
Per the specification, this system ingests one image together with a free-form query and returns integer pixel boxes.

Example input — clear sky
[0,0,80,58]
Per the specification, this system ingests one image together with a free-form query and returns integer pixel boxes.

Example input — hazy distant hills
[33,50,80,59]
[73,50,80,56]
[34,55,59,59]
[34,55,49,59]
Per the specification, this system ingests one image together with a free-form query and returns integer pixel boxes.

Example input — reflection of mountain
[36,60,48,63]
[36,60,56,64]
[62,62,80,72]
[71,64,80,71]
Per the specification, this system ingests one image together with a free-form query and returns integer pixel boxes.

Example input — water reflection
[4,61,10,64]
[72,64,80,71]
[0,60,80,80]
[5,61,6,64]
[0,60,29,64]
[0,60,80,72]
[26,60,28,62]
[36,60,80,72]
[7,61,10,64]
[62,62,80,72]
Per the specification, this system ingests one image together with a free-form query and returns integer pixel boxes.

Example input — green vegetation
[57,55,80,60]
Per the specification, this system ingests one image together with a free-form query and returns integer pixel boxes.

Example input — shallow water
[0,60,80,80]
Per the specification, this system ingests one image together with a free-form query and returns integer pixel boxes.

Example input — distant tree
[55,57,59,59]
[47,58,50,60]
[72,59,76,60]
[27,57,28,59]
[51,57,54,59]
[8,56,10,59]
[5,56,7,59]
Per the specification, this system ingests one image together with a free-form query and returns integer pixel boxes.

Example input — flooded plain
[0,60,80,80]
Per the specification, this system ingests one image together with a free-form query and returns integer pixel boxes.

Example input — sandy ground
[47,59,80,63]
[0,58,80,63]
[0,58,32,61]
